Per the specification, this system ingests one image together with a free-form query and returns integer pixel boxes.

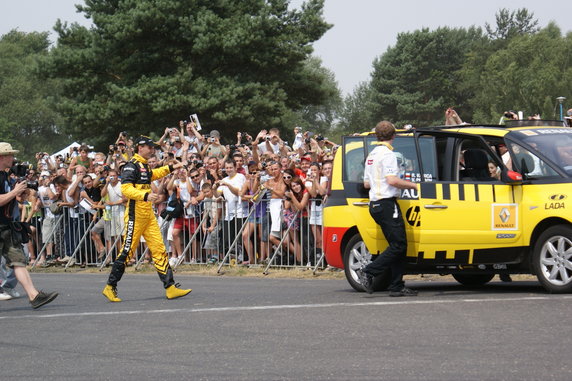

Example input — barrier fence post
[262,209,299,275]
[64,218,96,270]
[30,213,64,270]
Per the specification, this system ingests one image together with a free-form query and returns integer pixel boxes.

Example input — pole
[557,96,566,121]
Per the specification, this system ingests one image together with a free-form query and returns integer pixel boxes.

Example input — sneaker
[357,269,374,294]
[102,285,122,302]
[189,258,197,264]
[389,287,418,297]
[168,257,177,267]
[166,283,192,300]
[3,288,20,299]
[0,291,13,301]
[30,290,58,309]
[67,257,76,267]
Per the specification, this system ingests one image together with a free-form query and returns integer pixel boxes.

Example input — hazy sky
[1,0,571,95]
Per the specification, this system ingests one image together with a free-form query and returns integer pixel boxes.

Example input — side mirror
[501,169,523,184]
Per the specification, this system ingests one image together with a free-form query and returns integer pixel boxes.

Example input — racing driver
[102,136,192,302]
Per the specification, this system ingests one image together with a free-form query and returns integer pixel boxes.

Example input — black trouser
[363,198,406,292]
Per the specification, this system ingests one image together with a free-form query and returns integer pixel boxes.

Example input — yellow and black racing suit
[107,153,175,289]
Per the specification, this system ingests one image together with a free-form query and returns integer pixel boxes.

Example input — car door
[342,134,432,261]
[414,130,523,266]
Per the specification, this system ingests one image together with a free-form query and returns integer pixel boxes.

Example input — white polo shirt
[363,143,400,201]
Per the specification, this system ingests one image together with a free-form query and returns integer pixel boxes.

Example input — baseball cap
[209,130,220,138]
[0,142,19,156]
[135,136,160,148]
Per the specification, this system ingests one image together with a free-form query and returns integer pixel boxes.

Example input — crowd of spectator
[11,121,338,269]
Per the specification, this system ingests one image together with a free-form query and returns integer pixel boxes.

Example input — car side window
[342,137,365,182]
[458,139,500,182]
[508,142,560,180]
[393,136,437,182]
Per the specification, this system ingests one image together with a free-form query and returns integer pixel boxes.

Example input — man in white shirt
[358,121,419,297]
[217,159,247,261]
[37,174,58,265]
[256,128,282,155]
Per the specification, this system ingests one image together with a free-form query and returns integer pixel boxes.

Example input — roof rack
[503,120,565,127]
[413,120,567,130]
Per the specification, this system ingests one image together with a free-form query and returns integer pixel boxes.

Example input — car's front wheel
[533,225,572,293]
[343,234,390,292]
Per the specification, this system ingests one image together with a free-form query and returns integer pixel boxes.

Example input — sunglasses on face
[283,175,292,180]
[191,174,200,179]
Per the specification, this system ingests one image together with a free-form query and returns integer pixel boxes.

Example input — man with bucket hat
[0,142,58,309]
[102,136,192,302]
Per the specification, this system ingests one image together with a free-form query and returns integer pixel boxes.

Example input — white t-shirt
[65,188,79,218]
[363,144,401,201]
[292,133,304,151]
[38,184,56,218]
[175,179,196,217]
[107,182,123,206]
[184,135,202,153]
[217,173,247,220]
[305,176,328,211]
[257,141,280,154]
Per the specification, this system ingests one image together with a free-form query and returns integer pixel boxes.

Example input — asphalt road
[1,273,571,381]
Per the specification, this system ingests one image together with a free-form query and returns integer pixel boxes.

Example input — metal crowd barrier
[27,195,327,273]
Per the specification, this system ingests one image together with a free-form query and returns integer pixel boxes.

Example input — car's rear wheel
[452,273,494,286]
[343,234,390,292]
[532,225,572,293]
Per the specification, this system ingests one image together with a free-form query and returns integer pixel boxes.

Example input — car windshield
[511,129,572,174]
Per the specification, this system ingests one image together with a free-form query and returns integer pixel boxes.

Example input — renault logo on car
[499,208,510,223]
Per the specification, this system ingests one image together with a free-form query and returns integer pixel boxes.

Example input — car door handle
[424,204,448,209]
[352,202,369,206]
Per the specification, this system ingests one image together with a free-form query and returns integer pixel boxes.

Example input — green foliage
[0,30,67,161]
[41,0,333,148]
[281,56,342,139]
[337,81,376,134]
[485,8,539,41]
[347,7,572,129]
[463,22,572,123]
[367,27,484,127]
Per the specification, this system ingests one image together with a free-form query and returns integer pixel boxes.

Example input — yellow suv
[323,120,572,293]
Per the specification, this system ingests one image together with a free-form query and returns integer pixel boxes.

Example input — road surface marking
[1,295,571,321]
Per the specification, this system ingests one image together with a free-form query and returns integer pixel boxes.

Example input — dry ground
[28,263,538,282]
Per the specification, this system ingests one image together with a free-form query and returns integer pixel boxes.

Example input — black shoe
[500,274,512,282]
[30,291,58,309]
[389,287,418,297]
[357,269,374,294]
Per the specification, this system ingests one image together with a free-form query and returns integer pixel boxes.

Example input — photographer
[201,130,226,159]
[183,120,204,155]
[36,152,55,173]
[256,128,283,155]
[0,142,58,308]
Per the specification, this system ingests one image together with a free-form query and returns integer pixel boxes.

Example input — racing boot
[102,285,122,302]
[165,283,192,300]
